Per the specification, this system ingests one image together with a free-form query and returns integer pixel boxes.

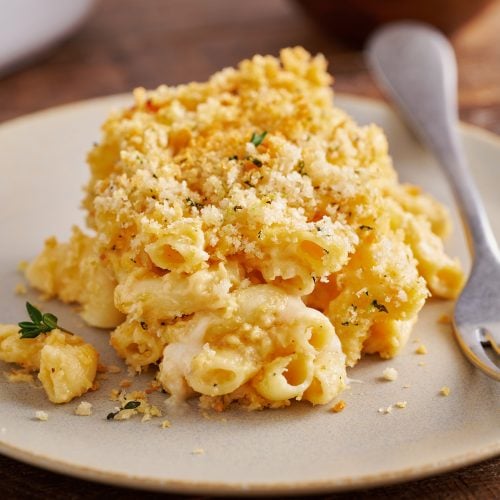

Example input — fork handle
[367,22,500,263]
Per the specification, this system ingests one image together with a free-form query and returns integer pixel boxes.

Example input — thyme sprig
[106,400,141,420]
[18,302,72,339]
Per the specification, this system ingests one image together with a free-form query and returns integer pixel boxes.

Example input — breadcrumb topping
[381,367,398,381]
[415,344,428,355]
[440,386,451,396]
[75,401,93,416]
[14,283,27,295]
[107,389,162,421]
[35,410,48,421]
[15,47,464,411]
[378,405,392,415]
[331,400,346,413]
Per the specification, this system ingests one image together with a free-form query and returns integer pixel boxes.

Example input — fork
[367,22,500,380]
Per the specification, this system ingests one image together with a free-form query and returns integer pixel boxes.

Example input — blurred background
[0,0,499,134]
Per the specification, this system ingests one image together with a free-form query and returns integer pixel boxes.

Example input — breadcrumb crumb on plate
[381,367,398,381]
[35,411,48,421]
[5,369,35,384]
[75,401,93,416]
[440,386,451,396]
[415,344,428,355]
[331,400,346,413]
[14,283,27,295]
[437,314,452,325]
[378,406,392,415]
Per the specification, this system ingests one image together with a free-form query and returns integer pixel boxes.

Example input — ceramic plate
[0,94,498,495]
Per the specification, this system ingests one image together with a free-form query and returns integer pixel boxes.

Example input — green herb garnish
[250,131,267,147]
[123,401,141,410]
[186,197,204,210]
[107,401,141,420]
[18,302,70,339]
[297,160,307,176]
[371,300,388,313]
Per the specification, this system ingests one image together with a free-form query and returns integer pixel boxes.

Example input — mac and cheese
[1,47,464,409]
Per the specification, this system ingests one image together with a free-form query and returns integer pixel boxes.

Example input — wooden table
[0,0,499,497]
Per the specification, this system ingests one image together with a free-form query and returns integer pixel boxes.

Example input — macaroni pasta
[0,47,464,408]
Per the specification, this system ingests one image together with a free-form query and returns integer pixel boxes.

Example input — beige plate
[0,94,499,495]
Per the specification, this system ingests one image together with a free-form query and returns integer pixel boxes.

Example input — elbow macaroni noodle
[0,48,464,409]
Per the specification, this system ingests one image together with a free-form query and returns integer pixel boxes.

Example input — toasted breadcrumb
[108,365,122,374]
[161,419,171,429]
[114,408,136,420]
[109,388,121,401]
[378,405,392,415]
[437,314,452,325]
[17,260,28,272]
[5,369,34,384]
[75,401,93,416]
[191,448,205,455]
[402,384,411,389]
[16,48,465,411]
[145,379,162,394]
[35,411,48,421]
[108,389,162,421]
[199,384,291,412]
[395,401,407,409]
[418,361,426,366]
[119,378,132,388]
[415,344,428,355]
[14,283,27,295]
[331,400,346,413]
[440,386,451,396]
[382,367,398,381]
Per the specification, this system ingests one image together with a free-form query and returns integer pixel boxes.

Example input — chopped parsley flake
[186,197,204,210]
[371,300,388,313]
[297,160,307,175]
[123,401,141,410]
[250,131,267,147]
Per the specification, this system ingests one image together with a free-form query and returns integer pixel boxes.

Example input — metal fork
[367,22,500,380]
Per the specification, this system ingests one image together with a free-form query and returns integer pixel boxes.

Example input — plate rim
[0,92,499,495]
[1,436,498,495]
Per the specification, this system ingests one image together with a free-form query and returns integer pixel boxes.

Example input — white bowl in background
[0,0,97,76]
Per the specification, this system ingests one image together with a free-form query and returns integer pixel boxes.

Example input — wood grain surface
[0,0,499,498]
